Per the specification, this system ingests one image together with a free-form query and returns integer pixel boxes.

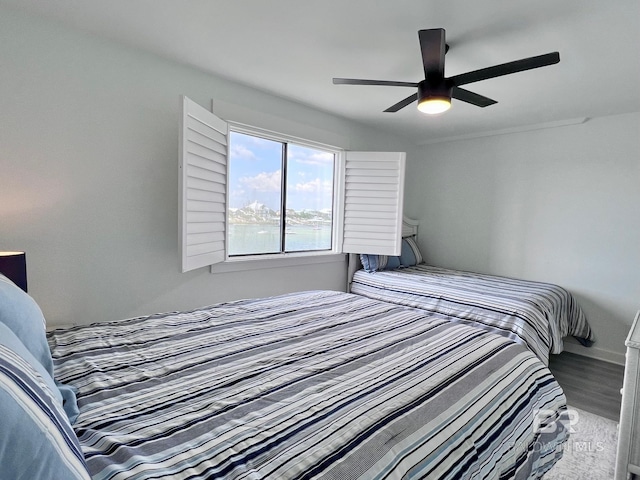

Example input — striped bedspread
[48,290,569,480]
[351,265,594,364]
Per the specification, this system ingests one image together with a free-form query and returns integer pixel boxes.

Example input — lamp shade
[0,251,27,292]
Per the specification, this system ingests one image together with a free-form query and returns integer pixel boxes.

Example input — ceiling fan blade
[332,78,418,87]
[384,93,418,112]
[450,52,560,86]
[419,28,446,79]
[452,87,497,107]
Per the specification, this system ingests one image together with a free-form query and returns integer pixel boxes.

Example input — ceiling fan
[333,28,560,114]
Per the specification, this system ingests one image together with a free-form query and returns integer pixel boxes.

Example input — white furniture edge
[615,309,640,480]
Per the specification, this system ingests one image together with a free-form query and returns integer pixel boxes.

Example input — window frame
[211,122,346,274]
[180,95,405,275]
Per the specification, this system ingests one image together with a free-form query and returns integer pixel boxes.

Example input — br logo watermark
[533,408,606,453]
[533,408,579,434]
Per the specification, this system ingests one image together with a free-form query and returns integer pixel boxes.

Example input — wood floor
[548,351,625,422]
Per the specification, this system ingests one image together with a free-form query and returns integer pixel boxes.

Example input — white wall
[0,7,413,326]
[3,7,636,364]
[405,113,640,363]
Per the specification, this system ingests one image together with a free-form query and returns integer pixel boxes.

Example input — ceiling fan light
[417,97,451,114]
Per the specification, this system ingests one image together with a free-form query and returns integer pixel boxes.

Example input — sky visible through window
[229,131,334,213]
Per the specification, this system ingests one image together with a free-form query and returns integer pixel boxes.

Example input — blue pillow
[0,274,79,423]
[399,236,423,267]
[360,253,401,273]
[360,237,424,273]
[0,274,54,377]
[0,322,62,405]
[0,342,90,480]
[57,382,80,424]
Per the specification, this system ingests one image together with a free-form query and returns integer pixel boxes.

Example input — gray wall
[405,113,640,363]
[0,7,412,327]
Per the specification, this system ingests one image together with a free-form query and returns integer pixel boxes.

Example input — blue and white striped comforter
[48,290,569,480]
[351,265,594,364]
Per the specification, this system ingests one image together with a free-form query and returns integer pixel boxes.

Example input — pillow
[57,382,80,424]
[360,253,401,273]
[0,274,79,423]
[0,322,80,424]
[0,322,62,405]
[0,273,55,377]
[0,342,90,480]
[360,237,424,273]
[399,236,423,267]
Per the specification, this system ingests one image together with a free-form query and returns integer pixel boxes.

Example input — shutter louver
[179,96,228,272]
[342,151,406,256]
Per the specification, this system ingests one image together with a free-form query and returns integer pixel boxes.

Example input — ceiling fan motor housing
[418,79,452,103]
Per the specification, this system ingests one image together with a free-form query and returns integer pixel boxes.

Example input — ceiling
[3,0,639,144]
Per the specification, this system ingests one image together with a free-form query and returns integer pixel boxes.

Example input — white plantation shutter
[179,96,228,272]
[342,151,406,256]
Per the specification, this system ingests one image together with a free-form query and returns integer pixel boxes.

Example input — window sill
[210,252,346,274]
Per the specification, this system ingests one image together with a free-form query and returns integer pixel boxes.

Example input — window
[179,96,406,273]
[227,130,336,256]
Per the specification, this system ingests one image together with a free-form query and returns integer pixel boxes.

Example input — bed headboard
[346,216,419,291]
[401,216,419,238]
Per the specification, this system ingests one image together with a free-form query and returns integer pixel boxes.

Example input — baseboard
[562,342,625,366]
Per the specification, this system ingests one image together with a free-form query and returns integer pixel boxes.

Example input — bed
[349,219,594,365]
[1,275,570,479]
